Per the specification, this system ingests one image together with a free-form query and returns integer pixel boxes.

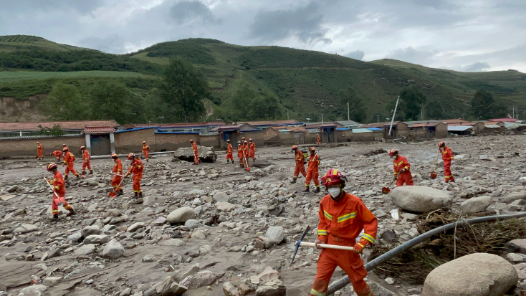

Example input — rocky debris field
[0,135,526,296]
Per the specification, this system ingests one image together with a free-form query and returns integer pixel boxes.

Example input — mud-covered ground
[1,135,525,296]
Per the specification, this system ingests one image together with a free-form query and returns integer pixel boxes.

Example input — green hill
[1,36,526,123]
[0,35,86,52]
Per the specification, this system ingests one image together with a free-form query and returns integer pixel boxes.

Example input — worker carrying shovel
[439,141,455,183]
[310,168,378,296]
[389,148,413,187]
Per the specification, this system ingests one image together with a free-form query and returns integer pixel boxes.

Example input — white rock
[167,207,196,224]
[81,225,101,237]
[199,245,212,255]
[460,196,492,213]
[214,192,229,202]
[161,239,186,247]
[127,222,144,233]
[102,239,125,259]
[17,285,47,296]
[265,226,285,244]
[74,244,96,255]
[422,253,518,296]
[83,235,109,245]
[216,202,236,212]
[185,219,199,229]
[507,253,526,263]
[14,224,38,234]
[43,276,61,287]
[390,186,451,213]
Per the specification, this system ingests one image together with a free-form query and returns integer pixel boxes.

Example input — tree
[338,87,366,122]
[249,93,281,120]
[38,124,64,136]
[390,86,427,121]
[40,82,89,121]
[471,89,506,120]
[158,57,208,122]
[426,100,445,119]
[230,83,256,120]
[88,81,141,124]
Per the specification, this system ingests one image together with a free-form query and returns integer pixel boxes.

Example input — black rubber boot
[67,208,76,216]
[64,175,68,181]
[314,187,321,193]
[290,178,297,184]
[133,192,138,199]
[89,170,93,174]
[232,160,234,164]
[53,214,59,221]
[82,170,87,175]
[303,187,310,192]
[139,192,143,198]
[76,175,80,179]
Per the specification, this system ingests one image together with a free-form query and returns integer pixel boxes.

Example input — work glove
[393,175,398,181]
[399,169,406,173]
[353,243,364,254]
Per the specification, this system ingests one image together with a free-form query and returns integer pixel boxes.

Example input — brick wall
[155,133,196,151]
[352,132,375,142]
[436,123,448,138]
[0,136,85,157]
[200,135,219,148]
[239,131,264,147]
[337,130,353,142]
[114,128,156,154]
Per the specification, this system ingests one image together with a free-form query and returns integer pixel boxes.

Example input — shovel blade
[430,172,437,179]
[382,187,390,194]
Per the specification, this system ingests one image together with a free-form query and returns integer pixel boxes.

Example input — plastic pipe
[326,212,526,295]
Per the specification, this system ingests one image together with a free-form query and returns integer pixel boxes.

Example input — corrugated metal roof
[484,124,501,128]
[489,118,518,122]
[240,120,298,126]
[366,127,383,131]
[448,126,472,131]
[115,127,155,133]
[0,120,120,131]
[83,126,115,134]
[352,128,373,133]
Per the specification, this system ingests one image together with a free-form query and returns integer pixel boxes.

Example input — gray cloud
[248,2,331,44]
[462,62,491,72]
[386,47,438,65]
[345,50,365,60]
[169,1,221,25]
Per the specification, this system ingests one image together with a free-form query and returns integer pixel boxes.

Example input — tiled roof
[489,118,518,122]
[130,121,225,128]
[0,120,120,131]
[360,121,403,128]
[411,122,441,127]
[83,126,115,133]
[240,120,298,126]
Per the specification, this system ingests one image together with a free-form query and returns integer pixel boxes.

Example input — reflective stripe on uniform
[362,233,376,244]
[52,210,58,213]
[337,212,356,223]
[310,288,326,296]
[323,210,332,220]
[317,229,327,235]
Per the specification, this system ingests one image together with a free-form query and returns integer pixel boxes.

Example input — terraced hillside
[0,35,85,52]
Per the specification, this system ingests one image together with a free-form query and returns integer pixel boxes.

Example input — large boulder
[390,186,451,213]
[173,146,217,163]
[167,207,196,224]
[460,196,492,213]
[422,253,518,296]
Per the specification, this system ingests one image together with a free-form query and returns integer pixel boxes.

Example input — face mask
[328,188,341,198]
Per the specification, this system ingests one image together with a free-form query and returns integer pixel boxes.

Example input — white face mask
[328,188,341,198]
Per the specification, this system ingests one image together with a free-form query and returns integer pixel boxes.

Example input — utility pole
[421,102,424,120]
[513,106,515,119]
[389,96,400,136]
[287,111,289,120]
[347,102,350,121]
[376,115,380,123]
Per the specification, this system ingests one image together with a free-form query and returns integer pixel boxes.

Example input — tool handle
[44,178,60,199]
[300,242,355,251]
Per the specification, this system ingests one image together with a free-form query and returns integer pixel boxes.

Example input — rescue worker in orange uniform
[62,147,80,180]
[36,142,44,160]
[389,149,413,186]
[305,147,321,193]
[46,163,75,221]
[80,146,93,175]
[50,150,62,162]
[237,141,244,168]
[248,138,256,163]
[61,144,68,166]
[142,141,150,162]
[242,141,250,169]
[317,134,321,144]
[110,153,124,197]
[311,168,377,296]
[291,145,306,183]
[439,141,455,182]
[190,139,199,165]
[125,153,144,200]
[226,139,234,164]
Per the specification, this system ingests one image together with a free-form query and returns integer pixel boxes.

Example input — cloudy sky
[1,0,525,72]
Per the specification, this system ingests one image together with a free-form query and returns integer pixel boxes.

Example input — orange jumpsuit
[393,155,413,186]
[441,147,454,182]
[142,144,150,161]
[242,144,250,169]
[37,144,43,159]
[226,143,234,162]
[192,142,199,164]
[82,150,91,171]
[317,134,321,144]
[249,142,256,160]
[49,171,73,216]
[110,159,123,197]
[312,193,377,296]
[127,159,144,194]
[52,151,62,162]
[238,145,244,167]
[305,154,320,188]
[63,152,79,177]
[294,150,307,179]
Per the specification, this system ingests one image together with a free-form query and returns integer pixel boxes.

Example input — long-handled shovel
[430,151,440,179]
[243,153,251,172]
[109,174,125,198]
[291,226,354,266]
[44,177,66,205]
[382,179,396,194]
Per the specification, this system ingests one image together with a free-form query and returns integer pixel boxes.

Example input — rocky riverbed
[0,135,525,296]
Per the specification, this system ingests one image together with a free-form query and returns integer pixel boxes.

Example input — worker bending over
[50,150,62,162]
[291,145,306,183]
[80,146,93,175]
[310,168,377,296]
[226,139,234,164]
[62,147,80,180]
[125,153,144,200]
[305,147,321,193]
[439,141,455,182]
[389,149,413,186]
[46,163,75,221]
[142,141,150,162]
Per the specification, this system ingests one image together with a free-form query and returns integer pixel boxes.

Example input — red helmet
[292,145,298,150]
[127,153,135,160]
[36,142,40,144]
[190,139,193,143]
[388,149,398,157]
[142,141,146,144]
[63,147,69,152]
[111,153,118,158]
[62,144,66,146]
[438,141,445,147]
[310,147,316,152]
[249,138,253,141]
[244,141,248,144]
[321,168,347,186]
[47,163,58,171]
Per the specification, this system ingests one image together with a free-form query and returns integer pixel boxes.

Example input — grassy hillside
[0,35,85,52]
[2,35,526,123]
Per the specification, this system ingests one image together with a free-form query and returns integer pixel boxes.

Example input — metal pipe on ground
[326,212,526,295]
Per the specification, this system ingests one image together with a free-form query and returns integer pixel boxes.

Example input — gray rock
[17,284,47,296]
[67,231,83,243]
[514,263,526,280]
[507,239,526,255]
[14,224,38,234]
[265,226,285,244]
[174,264,200,282]
[43,276,61,287]
[223,282,241,296]
[7,185,18,193]
[422,253,518,296]
[127,222,144,233]
[507,253,526,263]
[369,281,399,296]
[142,254,157,262]
[161,239,185,247]
[191,198,202,206]
[460,196,492,213]
[102,239,125,259]
[184,219,199,229]
[390,186,451,213]
[119,288,132,296]
[216,202,236,212]
[167,207,196,224]
[81,225,101,237]
[41,248,60,261]
[255,281,286,296]
[199,245,212,255]
[500,192,526,204]
[214,192,229,202]
[180,271,217,289]
[75,244,96,255]
[154,216,167,225]
[84,235,110,245]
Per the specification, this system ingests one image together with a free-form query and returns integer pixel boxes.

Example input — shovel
[430,151,440,179]
[382,179,395,194]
